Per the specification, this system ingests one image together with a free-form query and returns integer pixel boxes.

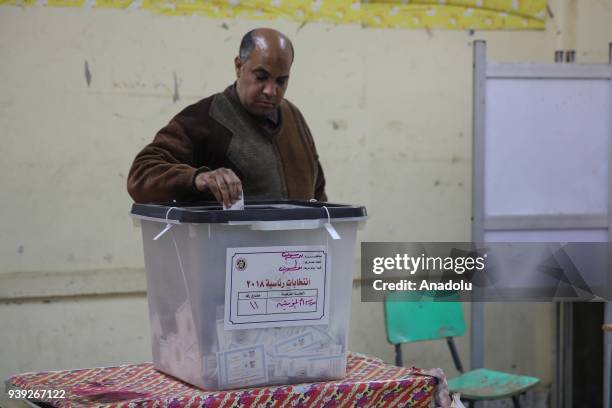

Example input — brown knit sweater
[127,86,327,203]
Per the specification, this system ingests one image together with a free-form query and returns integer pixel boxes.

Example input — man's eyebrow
[252,67,270,74]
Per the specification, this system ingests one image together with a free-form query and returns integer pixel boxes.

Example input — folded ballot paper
[213,306,345,389]
[223,194,245,211]
[152,302,345,390]
[153,302,203,386]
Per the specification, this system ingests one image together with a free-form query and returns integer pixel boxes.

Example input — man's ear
[234,56,242,78]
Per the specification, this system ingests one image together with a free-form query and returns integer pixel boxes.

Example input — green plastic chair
[384,293,539,407]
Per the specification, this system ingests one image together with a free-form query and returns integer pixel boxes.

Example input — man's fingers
[220,169,242,202]
[197,168,242,206]
[213,173,232,207]
[235,181,243,201]
[204,177,224,206]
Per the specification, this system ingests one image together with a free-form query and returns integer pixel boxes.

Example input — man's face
[234,43,292,116]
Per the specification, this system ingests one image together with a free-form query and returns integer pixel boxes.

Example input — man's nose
[262,81,278,98]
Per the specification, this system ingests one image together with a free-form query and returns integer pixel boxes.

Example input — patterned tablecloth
[7,353,437,407]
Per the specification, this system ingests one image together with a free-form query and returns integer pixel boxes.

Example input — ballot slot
[131,200,366,390]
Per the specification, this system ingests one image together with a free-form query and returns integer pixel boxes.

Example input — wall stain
[113,113,145,122]
[130,90,211,99]
[434,179,463,187]
[296,20,308,34]
[172,72,180,103]
[17,245,24,254]
[153,82,171,93]
[328,119,347,130]
[0,97,16,111]
[84,60,92,87]
[113,80,146,90]
[386,120,403,131]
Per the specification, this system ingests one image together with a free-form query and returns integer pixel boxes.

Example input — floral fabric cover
[8,352,437,407]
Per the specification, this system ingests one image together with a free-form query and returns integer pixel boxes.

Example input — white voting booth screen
[481,66,611,296]
[484,77,610,226]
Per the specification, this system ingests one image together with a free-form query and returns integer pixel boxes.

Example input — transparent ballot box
[130,200,367,390]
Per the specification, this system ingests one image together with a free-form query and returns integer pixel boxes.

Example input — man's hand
[195,168,243,208]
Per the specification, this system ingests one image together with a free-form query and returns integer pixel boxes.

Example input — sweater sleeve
[313,160,327,202]
[127,118,209,203]
[291,105,328,202]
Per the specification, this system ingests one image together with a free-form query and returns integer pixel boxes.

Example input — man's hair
[239,29,295,63]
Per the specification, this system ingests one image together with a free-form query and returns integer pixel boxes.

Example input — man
[127,28,327,206]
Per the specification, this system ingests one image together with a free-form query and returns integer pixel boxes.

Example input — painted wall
[1,0,611,401]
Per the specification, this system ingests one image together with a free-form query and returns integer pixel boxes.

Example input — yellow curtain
[1,0,547,30]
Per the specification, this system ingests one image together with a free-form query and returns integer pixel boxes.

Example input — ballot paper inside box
[130,200,367,390]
